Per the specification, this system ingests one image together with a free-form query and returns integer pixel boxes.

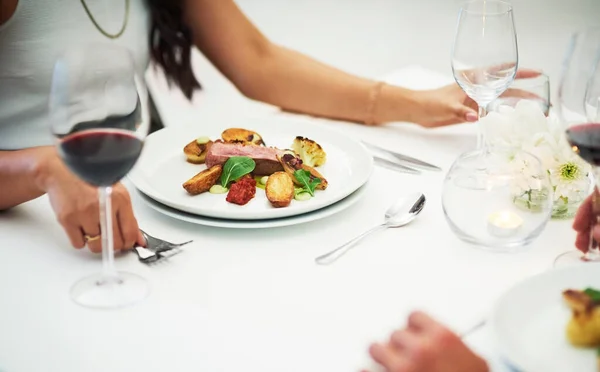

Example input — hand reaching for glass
[365,312,489,372]
[415,69,543,128]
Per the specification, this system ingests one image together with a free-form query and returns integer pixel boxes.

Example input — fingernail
[592,225,600,237]
[466,112,478,122]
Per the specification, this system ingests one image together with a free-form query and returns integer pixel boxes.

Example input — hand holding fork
[132,230,193,265]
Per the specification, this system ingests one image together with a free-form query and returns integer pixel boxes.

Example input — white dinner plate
[136,182,368,229]
[128,117,373,220]
[491,263,600,372]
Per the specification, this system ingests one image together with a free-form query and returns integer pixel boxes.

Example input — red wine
[59,129,143,186]
[566,123,600,166]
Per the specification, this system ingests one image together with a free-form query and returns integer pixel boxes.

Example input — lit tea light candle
[488,210,523,237]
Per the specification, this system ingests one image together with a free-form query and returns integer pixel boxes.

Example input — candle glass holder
[442,148,553,252]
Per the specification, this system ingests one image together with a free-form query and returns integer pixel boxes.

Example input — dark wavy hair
[146,0,201,99]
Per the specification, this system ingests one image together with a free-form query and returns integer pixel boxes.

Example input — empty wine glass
[554,28,600,268]
[451,0,518,150]
[49,44,150,309]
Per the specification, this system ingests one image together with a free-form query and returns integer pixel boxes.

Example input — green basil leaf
[293,169,321,197]
[220,156,256,187]
[584,287,600,302]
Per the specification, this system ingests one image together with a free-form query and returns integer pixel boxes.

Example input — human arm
[182,0,478,127]
[366,311,489,372]
[573,191,600,253]
[0,146,143,252]
[0,147,53,210]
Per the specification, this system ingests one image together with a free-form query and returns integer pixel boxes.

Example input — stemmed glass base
[553,249,600,268]
[70,271,149,309]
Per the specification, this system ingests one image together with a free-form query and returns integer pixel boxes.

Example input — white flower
[484,100,591,205]
[507,151,544,195]
[550,143,591,201]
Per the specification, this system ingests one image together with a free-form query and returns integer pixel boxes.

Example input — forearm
[0,146,56,210]
[240,45,421,125]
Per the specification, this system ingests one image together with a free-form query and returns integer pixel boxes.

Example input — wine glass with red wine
[554,29,600,268]
[49,44,150,308]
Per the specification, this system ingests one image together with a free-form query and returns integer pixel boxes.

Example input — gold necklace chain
[80,0,130,40]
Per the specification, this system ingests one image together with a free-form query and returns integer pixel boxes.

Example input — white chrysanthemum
[507,152,544,195]
[550,147,591,201]
[484,100,591,207]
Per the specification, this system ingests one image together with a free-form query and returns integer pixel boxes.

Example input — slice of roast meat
[205,141,286,175]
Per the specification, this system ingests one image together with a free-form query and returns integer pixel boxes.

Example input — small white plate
[137,182,368,229]
[128,117,373,220]
[491,263,600,372]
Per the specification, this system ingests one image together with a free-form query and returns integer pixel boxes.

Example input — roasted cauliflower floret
[292,136,326,167]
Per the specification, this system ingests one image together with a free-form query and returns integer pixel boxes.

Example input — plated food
[490,263,600,372]
[182,128,328,208]
[129,117,373,220]
[563,287,600,369]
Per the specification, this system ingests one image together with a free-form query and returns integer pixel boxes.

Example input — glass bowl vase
[442,149,553,252]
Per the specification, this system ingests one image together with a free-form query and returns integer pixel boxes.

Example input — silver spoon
[314,193,426,265]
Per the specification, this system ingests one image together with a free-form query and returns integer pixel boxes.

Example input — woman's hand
[410,69,543,128]
[366,312,488,372]
[37,152,144,253]
[573,191,600,253]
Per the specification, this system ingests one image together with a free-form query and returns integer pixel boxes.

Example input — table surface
[3,1,599,371]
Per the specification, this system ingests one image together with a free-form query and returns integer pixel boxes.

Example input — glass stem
[477,104,488,152]
[99,186,117,278]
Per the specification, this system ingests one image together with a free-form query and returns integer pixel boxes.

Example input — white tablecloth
[0,66,575,372]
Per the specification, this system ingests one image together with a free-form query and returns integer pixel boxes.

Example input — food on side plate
[183,137,213,164]
[206,141,285,176]
[221,128,265,146]
[226,176,257,205]
[183,164,223,195]
[265,172,294,208]
[563,288,600,347]
[292,136,327,167]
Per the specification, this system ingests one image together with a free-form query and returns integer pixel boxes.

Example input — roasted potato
[563,289,600,347]
[265,172,294,208]
[183,165,223,195]
[183,139,213,164]
[277,153,328,191]
[301,164,328,190]
[221,128,264,146]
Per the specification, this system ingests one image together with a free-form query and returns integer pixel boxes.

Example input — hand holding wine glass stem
[99,186,118,280]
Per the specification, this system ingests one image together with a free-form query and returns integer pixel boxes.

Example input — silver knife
[362,142,441,171]
[373,155,420,174]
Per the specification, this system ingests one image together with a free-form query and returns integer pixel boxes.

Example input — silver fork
[133,230,192,265]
